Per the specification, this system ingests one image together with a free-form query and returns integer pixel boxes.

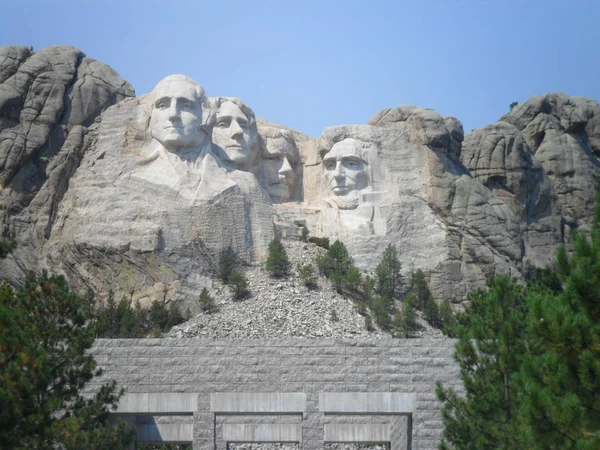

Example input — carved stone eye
[155,99,169,109]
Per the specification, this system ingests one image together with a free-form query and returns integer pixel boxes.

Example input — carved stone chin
[325,191,361,210]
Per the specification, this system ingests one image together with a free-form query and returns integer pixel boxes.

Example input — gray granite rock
[0,45,134,283]
[1,44,600,313]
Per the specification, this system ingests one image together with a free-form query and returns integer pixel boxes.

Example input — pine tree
[218,248,235,283]
[363,275,376,305]
[297,263,318,289]
[266,239,290,278]
[518,196,600,449]
[149,300,169,332]
[393,293,417,338]
[117,297,138,338]
[411,269,430,310]
[228,271,249,300]
[327,240,353,292]
[423,293,441,328]
[0,273,132,448]
[439,298,456,337]
[199,287,217,313]
[343,266,362,292]
[436,276,527,450]
[376,244,402,301]
[411,269,441,328]
[167,302,185,328]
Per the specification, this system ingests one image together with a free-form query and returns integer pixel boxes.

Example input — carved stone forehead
[265,135,297,157]
[325,138,364,160]
[217,100,248,118]
[150,74,205,103]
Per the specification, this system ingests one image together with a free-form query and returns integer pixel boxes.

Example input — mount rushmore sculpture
[1,45,600,311]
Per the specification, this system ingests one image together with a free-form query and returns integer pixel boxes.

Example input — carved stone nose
[279,157,293,175]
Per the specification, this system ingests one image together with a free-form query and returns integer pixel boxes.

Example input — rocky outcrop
[1,45,599,310]
[0,45,133,283]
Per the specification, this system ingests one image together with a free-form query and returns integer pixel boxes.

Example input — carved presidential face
[323,138,369,196]
[263,136,299,202]
[149,77,205,151]
[212,101,252,169]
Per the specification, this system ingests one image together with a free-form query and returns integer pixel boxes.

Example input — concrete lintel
[319,392,416,413]
[223,424,302,442]
[210,393,306,413]
[324,424,390,442]
[116,393,198,414]
[136,423,194,442]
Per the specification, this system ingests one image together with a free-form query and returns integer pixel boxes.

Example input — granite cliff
[1,45,599,313]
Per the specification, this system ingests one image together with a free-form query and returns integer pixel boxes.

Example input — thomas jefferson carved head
[322,138,369,197]
[211,97,258,170]
[260,126,301,203]
[148,75,209,152]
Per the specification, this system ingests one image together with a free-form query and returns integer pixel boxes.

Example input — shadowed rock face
[1,45,600,307]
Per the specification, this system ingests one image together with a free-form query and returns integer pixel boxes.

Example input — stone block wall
[89,338,460,449]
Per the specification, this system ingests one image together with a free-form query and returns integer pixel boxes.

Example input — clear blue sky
[2,0,599,137]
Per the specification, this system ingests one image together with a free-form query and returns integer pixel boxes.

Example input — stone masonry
[89,338,460,449]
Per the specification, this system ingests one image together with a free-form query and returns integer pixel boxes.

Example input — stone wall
[90,338,460,450]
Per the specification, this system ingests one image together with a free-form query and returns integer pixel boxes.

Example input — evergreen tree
[372,295,392,330]
[117,297,138,338]
[149,300,169,332]
[266,239,290,278]
[301,226,309,242]
[327,239,353,292]
[363,275,376,305]
[134,300,149,335]
[228,271,249,300]
[518,200,600,449]
[0,238,16,258]
[107,290,118,337]
[439,298,456,337]
[411,269,441,328]
[297,263,318,289]
[436,276,527,450]
[218,248,235,283]
[0,273,132,449]
[199,287,217,313]
[167,302,185,328]
[343,266,362,292]
[393,293,417,338]
[376,244,402,301]
[411,269,430,310]
[423,293,441,328]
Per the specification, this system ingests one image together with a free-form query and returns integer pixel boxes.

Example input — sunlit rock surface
[2,45,600,309]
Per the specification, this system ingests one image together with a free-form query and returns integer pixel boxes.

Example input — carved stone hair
[210,97,257,133]
[148,74,209,108]
[259,125,294,143]
[319,137,371,164]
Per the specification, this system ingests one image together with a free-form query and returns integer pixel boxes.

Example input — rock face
[1,45,600,309]
[0,45,134,284]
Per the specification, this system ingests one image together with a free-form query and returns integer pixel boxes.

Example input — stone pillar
[194,393,214,450]
[302,393,324,450]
